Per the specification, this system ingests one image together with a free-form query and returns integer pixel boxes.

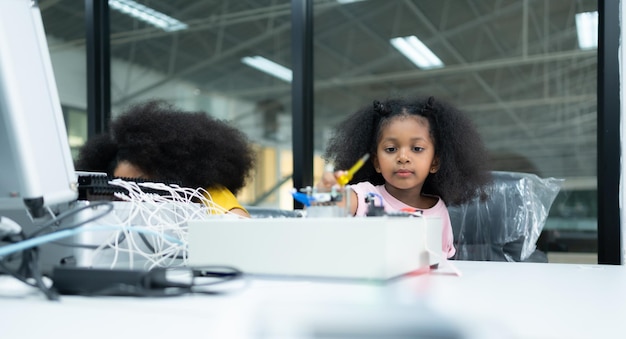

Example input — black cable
[188,266,249,295]
[0,237,35,287]
[5,201,244,300]
[51,232,127,250]
[51,266,247,297]
[27,249,59,300]
[0,201,114,300]
[0,240,58,301]
[28,200,114,238]
[88,284,192,297]
[1,232,32,283]
[137,232,185,260]
[192,266,243,282]
[138,232,156,253]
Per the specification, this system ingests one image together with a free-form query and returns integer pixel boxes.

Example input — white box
[187,216,442,280]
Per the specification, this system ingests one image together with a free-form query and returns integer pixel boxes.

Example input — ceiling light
[108,0,188,32]
[241,56,292,83]
[575,11,598,50]
[390,35,444,70]
[337,0,367,4]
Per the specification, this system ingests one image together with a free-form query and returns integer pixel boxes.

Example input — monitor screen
[0,0,78,220]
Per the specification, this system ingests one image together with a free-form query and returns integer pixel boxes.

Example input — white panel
[188,216,442,280]
[0,0,77,218]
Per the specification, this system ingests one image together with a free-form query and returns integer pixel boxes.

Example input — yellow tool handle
[337,153,370,186]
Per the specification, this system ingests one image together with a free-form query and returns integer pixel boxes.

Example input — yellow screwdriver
[337,153,370,186]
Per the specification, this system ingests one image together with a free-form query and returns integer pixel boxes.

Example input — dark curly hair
[323,95,491,206]
[75,99,256,195]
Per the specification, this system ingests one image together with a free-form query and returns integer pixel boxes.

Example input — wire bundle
[87,179,239,270]
[0,179,245,299]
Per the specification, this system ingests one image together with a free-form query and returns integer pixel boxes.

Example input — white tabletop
[1,260,625,339]
[398,260,626,339]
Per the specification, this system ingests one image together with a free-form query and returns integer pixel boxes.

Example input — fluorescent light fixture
[575,11,598,50]
[108,0,188,32]
[337,0,367,4]
[241,56,293,83]
[390,35,444,69]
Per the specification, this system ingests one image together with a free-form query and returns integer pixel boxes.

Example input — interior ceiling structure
[39,0,597,181]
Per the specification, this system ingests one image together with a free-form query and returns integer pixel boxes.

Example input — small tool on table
[336,153,370,186]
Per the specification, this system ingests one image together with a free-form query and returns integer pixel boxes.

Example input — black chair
[448,171,563,262]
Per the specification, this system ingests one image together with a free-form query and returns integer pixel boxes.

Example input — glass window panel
[63,106,88,159]
[40,1,601,262]
[40,1,87,161]
[43,0,294,208]
[106,0,292,208]
[110,0,292,207]
[314,0,598,263]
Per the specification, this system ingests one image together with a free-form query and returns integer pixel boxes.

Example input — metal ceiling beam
[229,49,594,97]
[47,2,293,51]
[111,21,292,106]
[403,0,539,145]
[464,94,596,111]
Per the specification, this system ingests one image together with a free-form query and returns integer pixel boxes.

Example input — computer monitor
[0,0,78,221]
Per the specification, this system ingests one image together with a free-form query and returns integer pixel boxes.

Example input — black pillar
[291,0,314,209]
[597,0,621,265]
[85,0,111,137]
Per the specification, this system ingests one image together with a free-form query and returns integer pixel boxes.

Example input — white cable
[0,224,183,258]
[87,178,226,269]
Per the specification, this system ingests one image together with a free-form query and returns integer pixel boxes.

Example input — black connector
[365,196,385,216]
[77,174,183,201]
[51,266,173,296]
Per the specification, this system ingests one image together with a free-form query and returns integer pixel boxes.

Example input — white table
[399,261,626,339]
[1,261,625,339]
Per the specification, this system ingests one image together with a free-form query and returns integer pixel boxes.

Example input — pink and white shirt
[350,182,456,258]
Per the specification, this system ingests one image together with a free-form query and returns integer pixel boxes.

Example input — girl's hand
[316,169,358,216]
[317,170,346,190]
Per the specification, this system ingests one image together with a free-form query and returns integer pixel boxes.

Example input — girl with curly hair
[75,100,256,217]
[319,96,491,258]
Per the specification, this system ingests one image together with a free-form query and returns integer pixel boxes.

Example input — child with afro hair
[75,99,256,217]
[319,95,492,258]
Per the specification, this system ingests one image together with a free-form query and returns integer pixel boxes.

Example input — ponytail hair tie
[373,100,389,116]
[421,96,435,113]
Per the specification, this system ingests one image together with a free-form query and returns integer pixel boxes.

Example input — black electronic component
[77,174,182,201]
[51,266,243,297]
[365,195,385,216]
[51,266,175,296]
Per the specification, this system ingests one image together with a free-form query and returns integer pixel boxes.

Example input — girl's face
[372,115,439,194]
[114,160,150,179]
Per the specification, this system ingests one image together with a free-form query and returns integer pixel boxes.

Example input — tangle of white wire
[87,179,244,270]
